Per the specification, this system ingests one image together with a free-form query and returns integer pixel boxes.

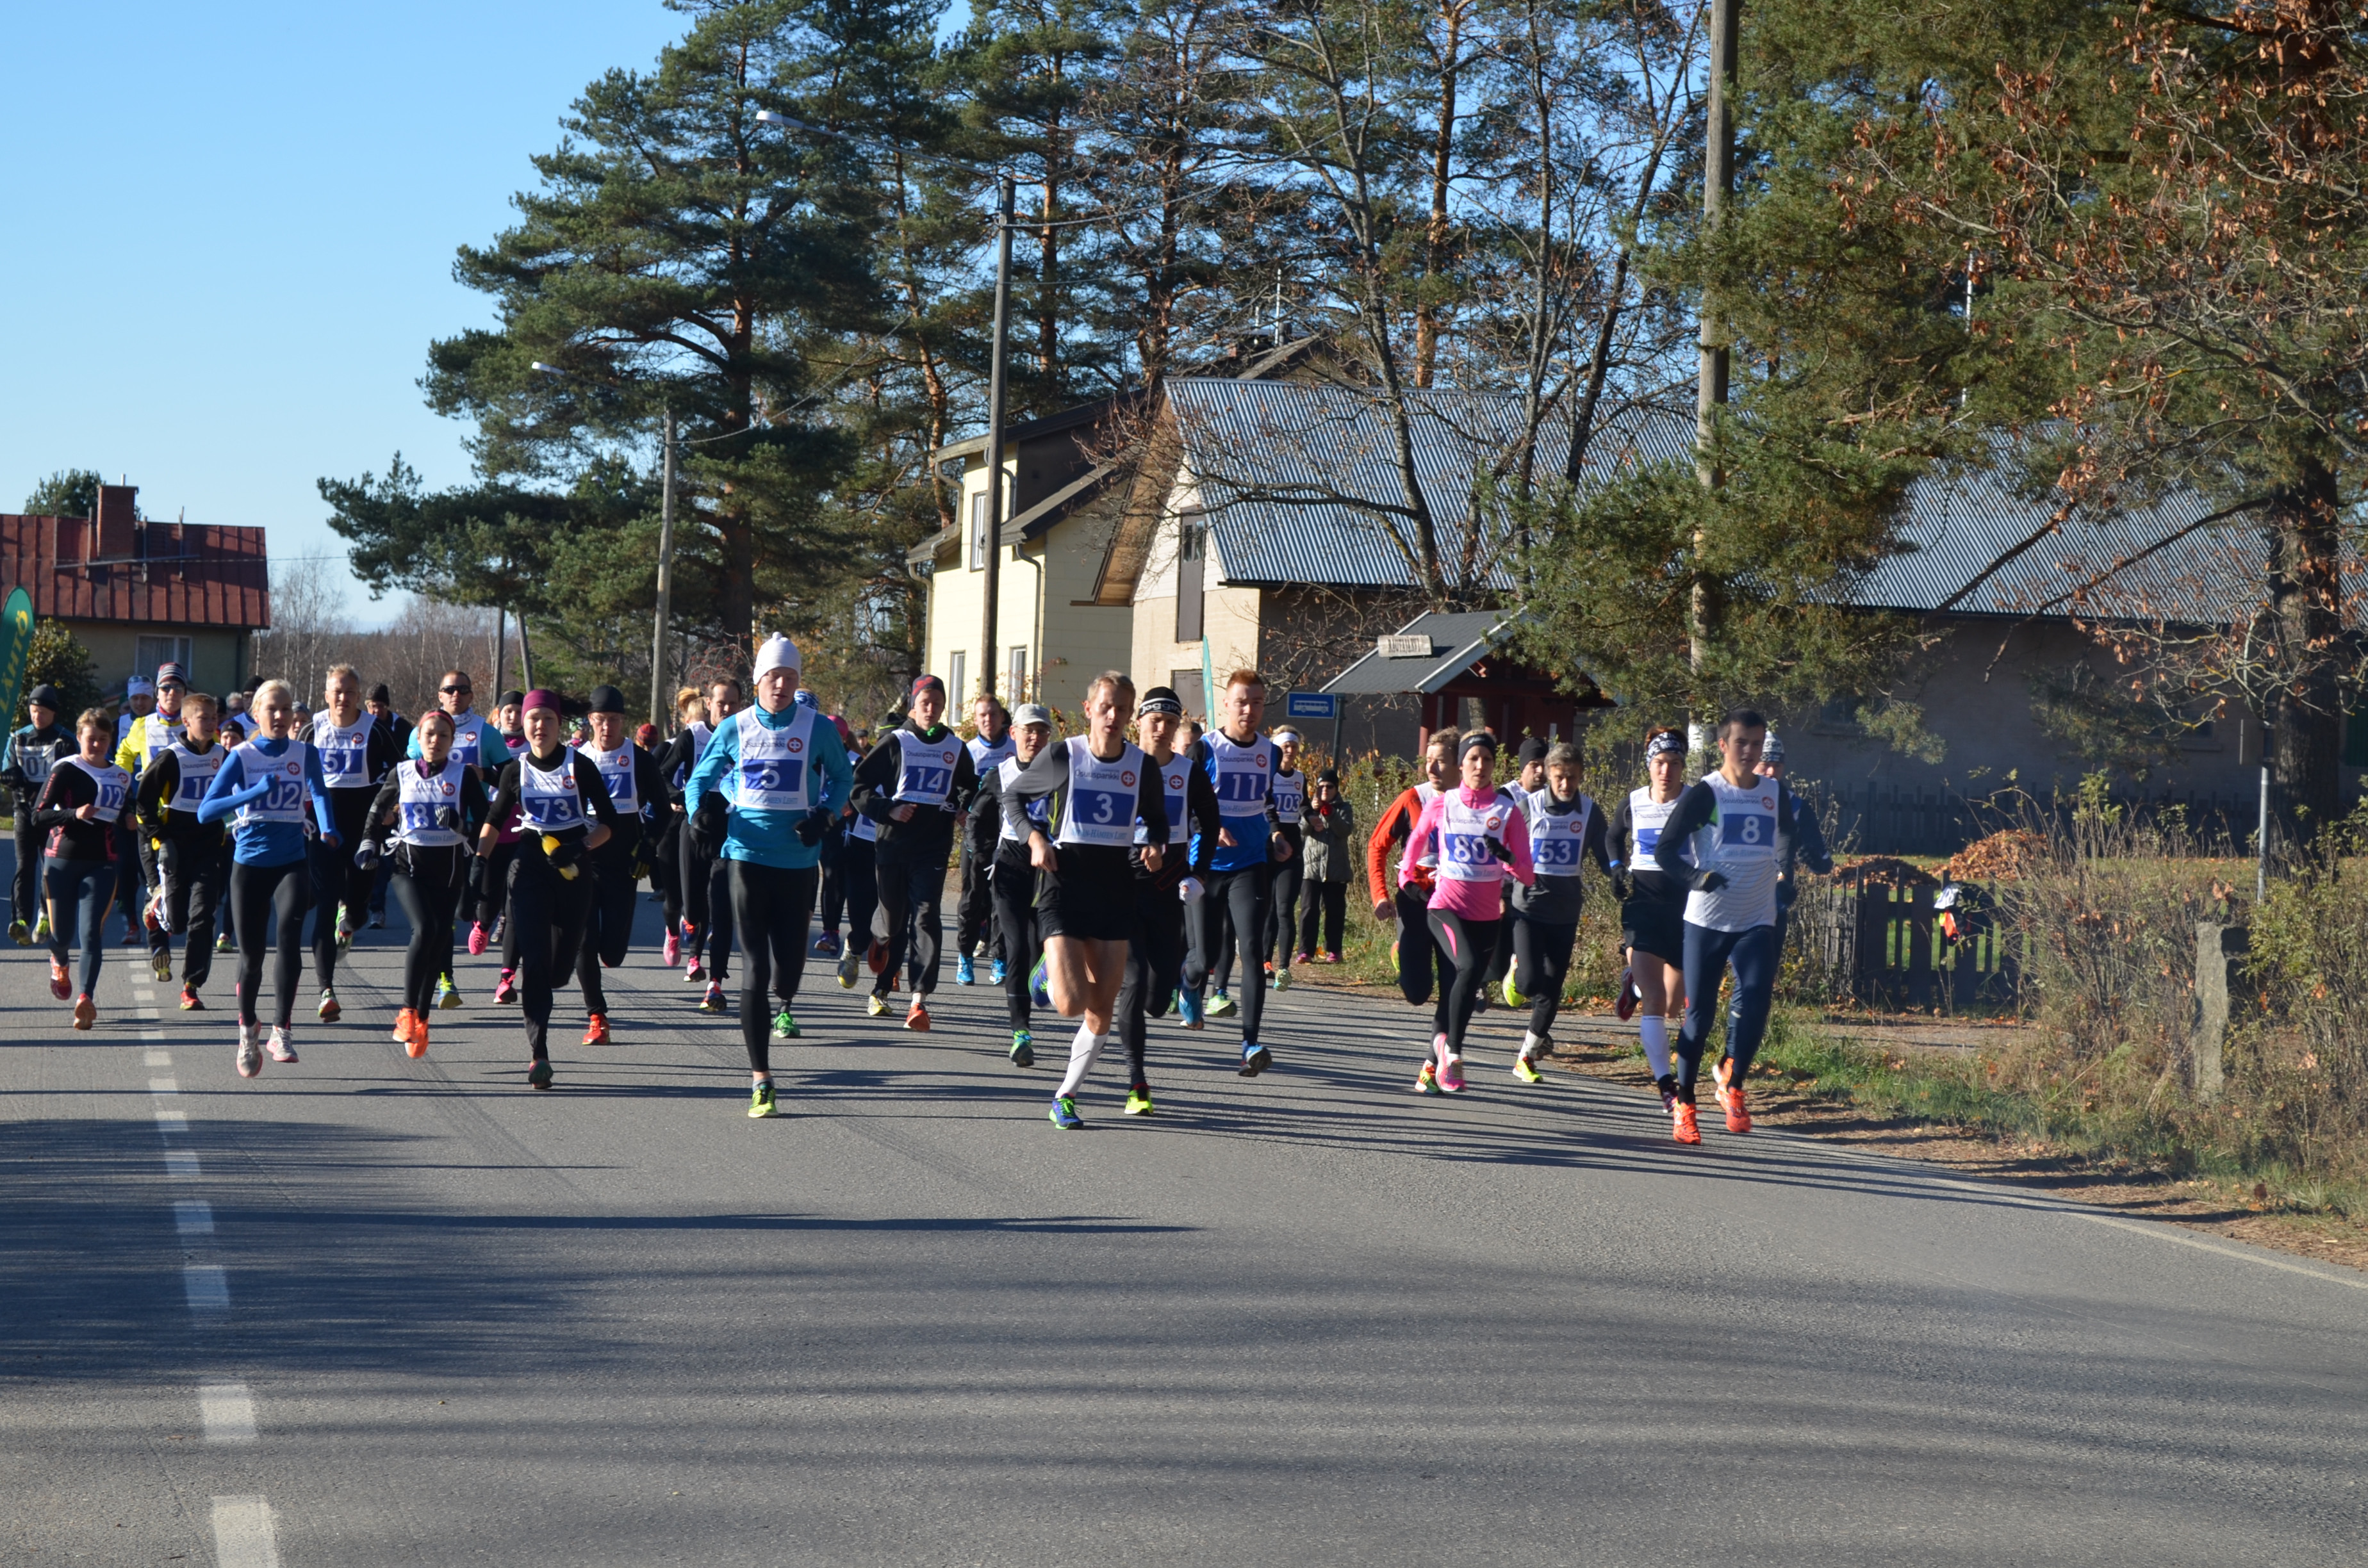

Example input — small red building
[0,482,270,698]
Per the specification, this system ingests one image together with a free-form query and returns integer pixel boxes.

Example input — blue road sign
[1285,692,1339,721]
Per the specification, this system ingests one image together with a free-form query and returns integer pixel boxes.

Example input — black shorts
[1035,844,1135,943]
[1622,903,1686,968]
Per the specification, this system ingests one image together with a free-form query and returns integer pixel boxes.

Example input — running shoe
[955,954,975,986]
[30,915,47,943]
[267,1025,298,1064]
[436,973,463,1010]
[6,919,25,947]
[771,1007,799,1040]
[72,993,95,1031]
[235,1022,261,1079]
[809,931,837,958]
[835,950,859,990]
[151,949,172,983]
[394,1008,420,1045]
[527,1059,554,1090]
[1672,1100,1702,1145]
[48,961,70,1000]
[1008,1030,1034,1068]
[1208,989,1237,1018]
[866,936,888,975]
[1263,960,1276,986]
[698,981,727,1015]
[1238,1041,1271,1077]
[1177,988,1204,1030]
[1028,958,1051,1011]
[905,998,931,1032]
[583,1012,611,1047]
[368,914,386,929]
[748,1079,778,1118]
[180,984,203,1011]
[491,915,507,945]
[1124,1085,1156,1116]
[335,904,356,954]
[1440,1055,1466,1093]
[493,970,518,1006]
[1322,949,1344,965]
[1294,950,1314,967]
[1272,967,1292,993]
[686,961,705,983]
[1713,1058,1753,1133]
[215,931,234,953]
[318,988,341,1023]
[865,993,887,1018]
[1513,1051,1544,1085]
[467,920,490,956]
[407,1018,429,1059]
[1416,1061,1440,1095]
[1049,1095,1084,1131]
[663,927,682,967]
[1472,987,1492,1013]
[989,958,1007,986]
[142,899,163,935]
[1502,973,1526,1009]
[1656,1076,1680,1115]
[1615,968,1638,1022]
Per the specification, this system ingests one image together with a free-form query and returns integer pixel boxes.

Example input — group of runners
[8,644,1827,1143]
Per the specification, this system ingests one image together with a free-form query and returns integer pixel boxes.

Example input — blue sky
[0,2,703,627]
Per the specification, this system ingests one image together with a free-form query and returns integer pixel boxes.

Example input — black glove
[691,792,729,858]
[1484,836,1512,864]
[435,806,463,834]
[1611,869,1634,902]
[354,839,381,871]
[794,807,832,847]
[1691,869,1729,893]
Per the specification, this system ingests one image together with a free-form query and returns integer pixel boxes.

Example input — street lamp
[532,362,678,728]
[754,109,1015,701]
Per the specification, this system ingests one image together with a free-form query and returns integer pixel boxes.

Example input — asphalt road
[4,858,2367,1567]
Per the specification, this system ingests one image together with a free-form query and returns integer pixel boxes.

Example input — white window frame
[949,651,967,706]
[1008,646,1028,701]
[969,492,989,571]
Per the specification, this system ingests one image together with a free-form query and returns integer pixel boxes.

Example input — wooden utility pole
[1692,0,1739,749]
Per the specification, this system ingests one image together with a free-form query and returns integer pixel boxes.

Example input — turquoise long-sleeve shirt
[686,703,853,870]
[197,737,339,866]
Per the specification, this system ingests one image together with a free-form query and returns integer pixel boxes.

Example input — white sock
[1638,1015,1672,1080]
[1057,1022,1103,1098]
[1520,1030,1544,1059]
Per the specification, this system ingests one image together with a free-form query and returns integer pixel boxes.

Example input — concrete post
[2192,922,2248,1102]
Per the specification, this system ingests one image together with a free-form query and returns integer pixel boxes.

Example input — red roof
[0,510,270,630]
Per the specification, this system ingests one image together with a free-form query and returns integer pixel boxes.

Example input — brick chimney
[94,484,137,559]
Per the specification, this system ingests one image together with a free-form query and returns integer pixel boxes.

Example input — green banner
[0,587,34,728]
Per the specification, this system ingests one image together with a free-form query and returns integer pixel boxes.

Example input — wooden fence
[1800,782,2256,858]
[1788,876,2021,1016]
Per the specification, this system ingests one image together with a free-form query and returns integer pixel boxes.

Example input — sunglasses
[441,685,472,695]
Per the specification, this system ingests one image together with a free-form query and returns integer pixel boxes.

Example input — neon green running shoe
[1502,974,1526,1008]
[866,993,887,1018]
[748,1080,778,1118]
[1513,1053,1544,1084]
[1049,1095,1084,1131]
[771,1007,799,1040]
[436,974,463,1009]
[1124,1086,1156,1116]
[1009,1030,1035,1068]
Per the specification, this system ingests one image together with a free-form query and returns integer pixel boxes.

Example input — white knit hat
[753,635,802,678]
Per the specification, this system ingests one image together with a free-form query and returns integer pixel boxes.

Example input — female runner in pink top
[1397,731,1535,1093]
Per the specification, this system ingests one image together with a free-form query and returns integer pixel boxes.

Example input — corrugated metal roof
[0,514,271,629]
[1166,380,1691,591]
[1322,609,1516,696]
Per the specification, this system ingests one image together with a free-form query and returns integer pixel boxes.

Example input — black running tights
[231,858,310,1029]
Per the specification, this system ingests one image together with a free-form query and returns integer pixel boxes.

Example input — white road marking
[150,1075,177,1094]
[164,1150,199,1177]
[210,1495,281,1568]
[154,1108,188,1134]
[2071,1210,2368,1292]
[135,1006,160,1020]
[199,1383,258,1442]
[173,1200,214,1237]
[183,1264,229,1312]
[142,1029,167,1041]
[145,1048,172,1066]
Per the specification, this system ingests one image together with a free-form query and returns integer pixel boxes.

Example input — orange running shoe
[1672,1100,1702,1145]
[72,993,96,1031]
[407,1018,429,1059]
[48,961,70,1000]
[905,998,932,1032]
[393,1008,419,1045]
[1714,1058,1753,1133]
[582,1011,611,1047]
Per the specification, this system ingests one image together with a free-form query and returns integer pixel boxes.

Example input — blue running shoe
[955,953,976,986]
[1238,1041,1272,1077]
[1177,988,1205,1030]
[1029,958,1052,1011]
[1049,1095,1084,1131]
[990,958,1007,986]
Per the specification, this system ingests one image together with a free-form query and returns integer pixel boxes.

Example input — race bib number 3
[1074,786,1130,827]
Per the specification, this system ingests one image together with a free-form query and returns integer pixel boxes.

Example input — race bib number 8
[1718,809,1774,848]
[402,803,439,829]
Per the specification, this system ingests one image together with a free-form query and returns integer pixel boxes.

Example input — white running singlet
[1682,772,1782,931]
[164,740,225,813]
[397,759,470,847]
[63,756,130,824]
[313,714,374,788]
[732,705,816,813]
[232,742,311,827]
[1055,737,1144,849]
[518,756,586,833]
[1435,787,1519,885]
